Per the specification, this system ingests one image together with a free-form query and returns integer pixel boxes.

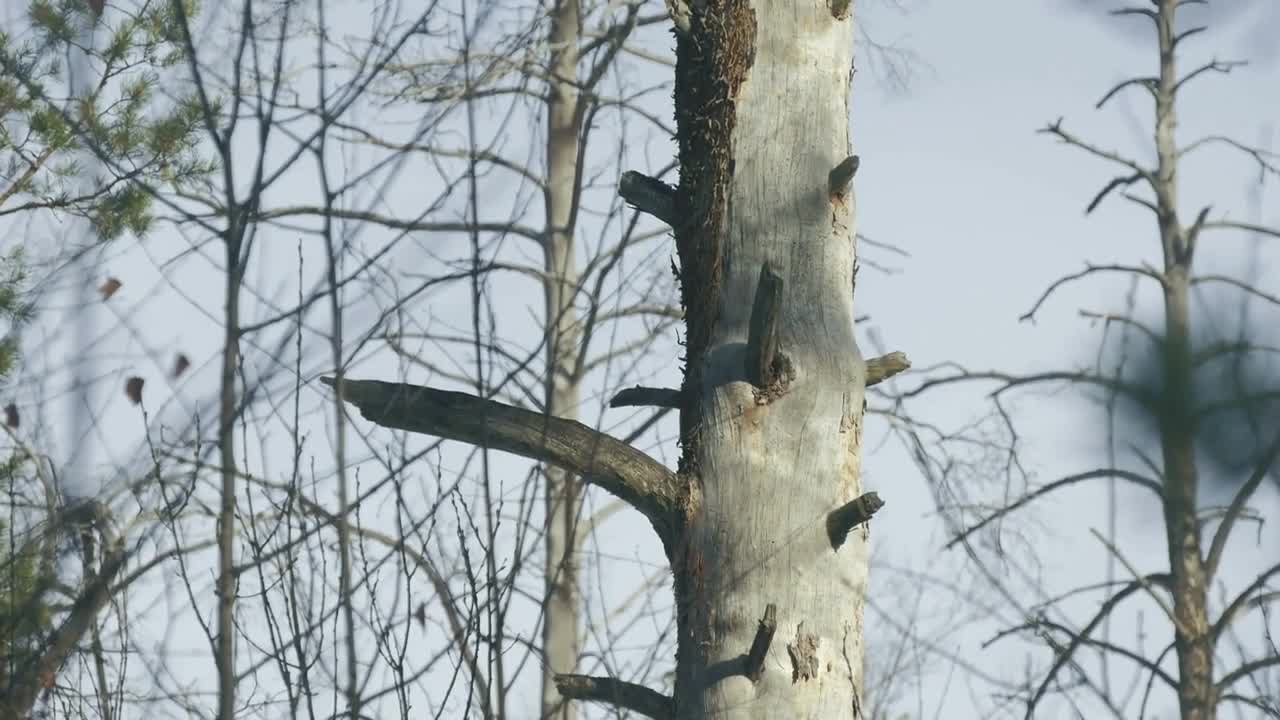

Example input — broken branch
[746,262,784,388]
[609,386,681,408]
[619,171,677,226]
[865,351,910,387]
[1094,77,1156,110]
[744,603,778,682]
[826,492,884,549]
[553,673,674,720]
[1086,172,1144,214]
[320,377,683,544]
[828,155,860,199]
[1206,426,1280,582]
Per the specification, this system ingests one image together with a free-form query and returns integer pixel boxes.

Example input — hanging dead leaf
[98,277,122,300]
[414,603,426,628]
[39,669,56,689]
[172,353,191,378]
[3,403,17,429]
[87,0,105,17]
[125,376,144,405]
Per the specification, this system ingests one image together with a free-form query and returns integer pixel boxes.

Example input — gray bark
[668,0,869,716]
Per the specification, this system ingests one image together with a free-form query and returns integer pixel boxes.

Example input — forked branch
[320,377,683,544]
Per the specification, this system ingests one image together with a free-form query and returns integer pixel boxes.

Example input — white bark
[543,4,584,717]
[670,0,869,716]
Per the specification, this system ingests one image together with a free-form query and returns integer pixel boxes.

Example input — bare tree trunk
[216,227,242,720]
[542,0,584,716]
[1153,2,1213,717]
[669,0,870,716]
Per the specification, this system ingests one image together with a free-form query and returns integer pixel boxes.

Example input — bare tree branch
[553,674,674,719]
[1213,561,1280,643]
[944,469,1162,550]
[1039,118,1154,184]
[1201,220,1280,240]
[320,377,684,546]
[610,386,681,408]
[1215,655,1280,694]
[1094,78,1156,110]
[251,206,545,245]
[1020,263,1166,323]
[1204,427,1280,581]
[1174,58,1246,95]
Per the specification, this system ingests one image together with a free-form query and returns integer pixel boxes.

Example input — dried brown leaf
[125,376,144,405]
[98,277,122,300]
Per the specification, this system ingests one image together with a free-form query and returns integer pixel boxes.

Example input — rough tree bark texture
[542,0,584,716]
[669,0,869,716]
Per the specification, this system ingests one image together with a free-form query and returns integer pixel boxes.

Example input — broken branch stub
[744,602,778,682]
[828,155,860,199]
[864,351,910,387]
[619,171,677,226]
[746,262,785,388]
[553,674,674,720]
[826,491,884,550]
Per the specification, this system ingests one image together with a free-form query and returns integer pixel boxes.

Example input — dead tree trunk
[324,0,899,717]
[664,0,871,715]
[1152,2,1213,716]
